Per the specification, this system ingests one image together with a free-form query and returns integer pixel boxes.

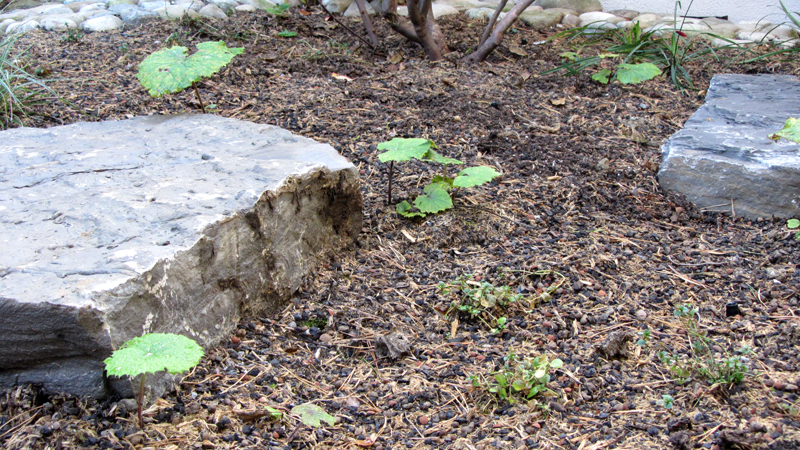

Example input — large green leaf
[770,117,800,143]
[414,183,453,214]
[616,63,661,85]
[292,403,335,428]
[377,138,434,163]
[104,333,204,378]
[137,41,244,97]
[425,149,462,165]
[453,166,500,188]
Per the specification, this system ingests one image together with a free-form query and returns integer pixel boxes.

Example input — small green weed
[787,218,800,239]
[470,353,563,403]
[637,329,652,347]
[657,394,675,410]
[658,303,751,385]
[439,274,521,332]
[278,30,298,38]
[377,138,500,217]
[61,28,83,44]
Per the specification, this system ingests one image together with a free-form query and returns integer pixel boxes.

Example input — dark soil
[3,8,800,450]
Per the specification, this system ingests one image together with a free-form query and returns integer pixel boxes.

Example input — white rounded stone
[5,19,41,34]
[234,4,256,11]
[199,3,229,18]
[465,7,494,20]
[40,16,79,30]
[81,14,123,31]
[156,5,200,19]
[631,13,658,28]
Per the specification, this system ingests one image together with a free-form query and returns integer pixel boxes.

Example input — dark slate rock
[658,74,800,219]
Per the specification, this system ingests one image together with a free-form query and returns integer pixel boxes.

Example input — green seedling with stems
[657,394,675,410]
[438,274,522,332]
[377,138,500,217]
[658,303,751,385]
[137,41,243,113]
[637,329,652,347]
[470,352,563,403]
[104,333,204,428]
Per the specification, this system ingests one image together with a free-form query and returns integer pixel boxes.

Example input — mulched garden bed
[2,7,800,450]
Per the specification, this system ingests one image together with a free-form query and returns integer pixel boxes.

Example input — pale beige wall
[600,0,796,24]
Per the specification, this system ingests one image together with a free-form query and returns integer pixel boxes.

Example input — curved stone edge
[0,165,362,399]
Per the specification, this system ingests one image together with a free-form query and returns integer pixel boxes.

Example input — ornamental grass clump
[0,33,59,129]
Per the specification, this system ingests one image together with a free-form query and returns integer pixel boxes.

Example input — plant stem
[191,81,206,114]
[388,161,393,205]
[137,374,146,428]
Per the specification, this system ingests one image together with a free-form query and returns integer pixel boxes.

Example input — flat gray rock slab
[658,74,800,219]
[0,114,362,397]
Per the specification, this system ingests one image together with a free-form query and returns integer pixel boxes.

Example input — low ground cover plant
[377,138,500,218]
[470,352,563,405]
[657,304,751,386]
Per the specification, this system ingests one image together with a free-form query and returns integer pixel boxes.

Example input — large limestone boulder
[658,74,800,219]
[532,0,600,14]
[0,114,362,398]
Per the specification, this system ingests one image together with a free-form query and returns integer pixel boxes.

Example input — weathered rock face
[0,114,362,398]
[658,74,800,219]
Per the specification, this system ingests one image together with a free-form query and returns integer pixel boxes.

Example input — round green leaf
[771,117,800,143]
[616,62,662,85]
[292,403,335,428]
[377,138,434,163]
[104,333,204,378]
[414,183,453,214]
[137,41,244,97]
[788,218,800,229]
[453,166,500,188]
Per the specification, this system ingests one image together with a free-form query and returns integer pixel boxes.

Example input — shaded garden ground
[2,8,800,450]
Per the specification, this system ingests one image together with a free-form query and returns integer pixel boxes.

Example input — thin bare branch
[463,0,535,63]
[479,0,508,48]
[353,0,380,47]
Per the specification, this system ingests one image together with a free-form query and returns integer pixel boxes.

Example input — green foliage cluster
[438,274,522,334]
[658,304,751,385]
[377,138,500,218]
[738,1,800,64]
[544,1,727,90]
[470,353,563,403]
[0,33,58,129]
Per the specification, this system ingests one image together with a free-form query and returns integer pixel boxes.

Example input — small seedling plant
[657,304,750,385]
[104,333,204,428]
[137,41,243,113]
[470,353,563,404]
[377,138,500,218]
[438,274,522,333]
[787,218,800,240]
